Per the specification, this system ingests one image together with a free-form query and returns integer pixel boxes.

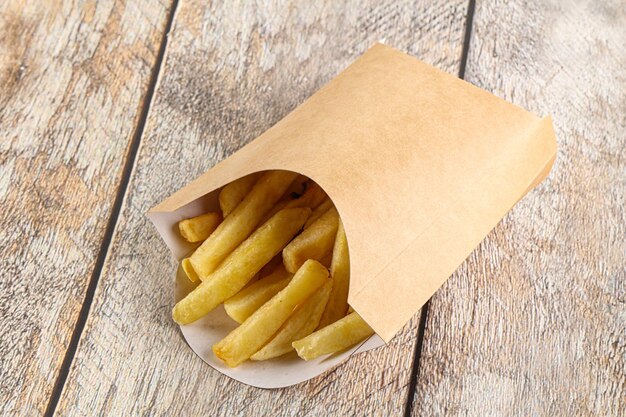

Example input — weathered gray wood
[0,1,171,415]
[55,1,469,415]
[413,0,626,415]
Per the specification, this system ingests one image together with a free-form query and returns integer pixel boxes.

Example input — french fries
[224,265,293,323]
[251,280,332,361]
[292,312,374,360]
[172,207,310,324]
[213,260,329,367]
[219,172,261,217]
[170,170,377,368]
[178,212,222,243]
[282,207,339,273]
[318,220,350,328]
[189,170,299,279]
[304,198,333,228]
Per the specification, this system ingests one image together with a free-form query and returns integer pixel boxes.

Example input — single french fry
[292,312,374,360]
[304,198,334,228]
[178,212,222,243]
[181,258,200,283]
[172,208,310,324]
[213,260,329,367]
[190,170,299,279]
[318,220,350,328]
[224,265,293,324]
[283,207,339,273]
[219,172,261,217]
[261,181,327,224]
[251,280,332,361]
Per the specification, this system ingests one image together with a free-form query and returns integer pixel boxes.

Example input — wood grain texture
[55,1,469,415]
[413,0,626,415]
[0,1,171,415]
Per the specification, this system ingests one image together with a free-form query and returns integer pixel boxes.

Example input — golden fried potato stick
[213,260,329,367]
[304,198,334,228]
[189,170,299,279]
[292,312,374,360]
[178,212,222,243]
[224,265,293,324]
[260,181,327,224]
[251,280,332,361]
[318,220,350,328]
[172,208,310,325]
[219,172,261,217]
[181,258,200,283]
[282,207,339,273]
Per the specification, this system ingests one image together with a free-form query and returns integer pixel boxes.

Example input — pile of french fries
[173,170,374,367]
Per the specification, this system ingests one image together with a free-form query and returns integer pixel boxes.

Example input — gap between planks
[402,0,476,415]
[43,1,181,416]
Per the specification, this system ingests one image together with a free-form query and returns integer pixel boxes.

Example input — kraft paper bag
[148,43,557,388]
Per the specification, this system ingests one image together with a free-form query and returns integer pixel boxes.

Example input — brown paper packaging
[148,43,557,387]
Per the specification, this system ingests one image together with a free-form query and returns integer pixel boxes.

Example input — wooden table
[2,1,624,415]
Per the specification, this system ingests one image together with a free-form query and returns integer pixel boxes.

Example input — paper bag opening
[148,43,556,385]
[149,174,384,388]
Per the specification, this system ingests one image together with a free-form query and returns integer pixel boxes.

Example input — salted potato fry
[304,198,333,228]
[224,265,293,323]
[251,280,332,361]
[219,172,261,217]
[181,258,200,283]
[178,212,222,243]
[293,312,373,360]
[190,170,299,279]
[318,220,350,328]
[213,260,329,367]
[283,207,339,273]
[172,208,310,324]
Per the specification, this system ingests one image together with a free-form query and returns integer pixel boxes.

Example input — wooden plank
[413,0,626,415]
[0,1,172,415]
[55,1,469,415]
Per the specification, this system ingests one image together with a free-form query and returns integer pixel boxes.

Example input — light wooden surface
[413,0,626,416]
[0,1,170,415]
[3,0,624,416]
[55,1,469,416]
